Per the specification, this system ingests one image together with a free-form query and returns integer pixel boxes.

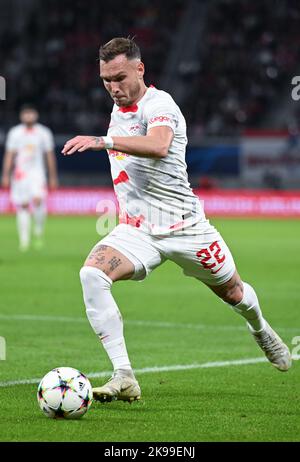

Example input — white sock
[231,282,266,332]
[79,266,132,372]
[16,208,31,248]
[32,202,46,237]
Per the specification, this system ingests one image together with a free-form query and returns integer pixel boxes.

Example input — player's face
[100,54,145,107]
[20,109,38,126]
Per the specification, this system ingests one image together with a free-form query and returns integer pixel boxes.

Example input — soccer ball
[37,367,93,419]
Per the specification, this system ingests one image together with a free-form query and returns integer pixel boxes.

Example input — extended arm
[62,126,174,159]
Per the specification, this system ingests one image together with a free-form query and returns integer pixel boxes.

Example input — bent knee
[33,198,42,207]
[79,265,111,288]
[79,266,94,284]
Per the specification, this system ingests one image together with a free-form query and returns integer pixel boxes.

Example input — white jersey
[5,123,54,182]
[107,86,206,235]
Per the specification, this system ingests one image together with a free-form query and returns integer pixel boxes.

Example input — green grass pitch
[0,215,299,442]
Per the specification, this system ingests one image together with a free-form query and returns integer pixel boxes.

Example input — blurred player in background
[1,105,58,251]
[62,38,292,403]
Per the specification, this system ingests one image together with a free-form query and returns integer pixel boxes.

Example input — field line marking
[0,355,299,388]
[0,313,299,333]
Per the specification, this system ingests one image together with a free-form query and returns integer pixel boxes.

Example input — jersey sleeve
[144,97,178,134]
[5,128,18,151]
[42,127,55,151]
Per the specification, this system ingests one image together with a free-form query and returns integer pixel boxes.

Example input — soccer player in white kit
[62,38,291,402]
[1,105,58,251]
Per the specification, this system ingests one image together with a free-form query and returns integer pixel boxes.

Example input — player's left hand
[62,136,105,155]
[49,177,58,190]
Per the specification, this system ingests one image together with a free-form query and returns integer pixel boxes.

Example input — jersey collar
[118,104,138,113]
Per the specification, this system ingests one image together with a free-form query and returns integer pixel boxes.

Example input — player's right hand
[62,136,105,155]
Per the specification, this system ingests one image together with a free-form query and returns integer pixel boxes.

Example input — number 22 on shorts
[196,241,226,274]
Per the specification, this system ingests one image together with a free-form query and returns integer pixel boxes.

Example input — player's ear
[136,61,145,79]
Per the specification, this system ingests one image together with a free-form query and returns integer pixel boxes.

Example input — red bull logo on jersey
[119,210,145,228]
[113,170,129,186]
[108,149,129,160]
[129,124,141,135]
[14,168,26,181]
[25,144,36,153]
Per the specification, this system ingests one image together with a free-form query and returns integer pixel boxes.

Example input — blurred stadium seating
[0,0,184,134]
[183,0,300,136]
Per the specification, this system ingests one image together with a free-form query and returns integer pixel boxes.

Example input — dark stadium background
[1,0,300,200]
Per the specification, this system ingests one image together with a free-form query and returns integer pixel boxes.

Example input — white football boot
[93,370,141,403]
[248,321,292,371]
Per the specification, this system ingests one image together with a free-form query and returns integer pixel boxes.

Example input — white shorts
[96,222,236,286]
[11,175,47,206]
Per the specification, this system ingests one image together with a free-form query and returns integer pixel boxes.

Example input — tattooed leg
[80,243,135,373]
[84,244,134,282]
[86,244,108,267]
[108,256,122,272]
